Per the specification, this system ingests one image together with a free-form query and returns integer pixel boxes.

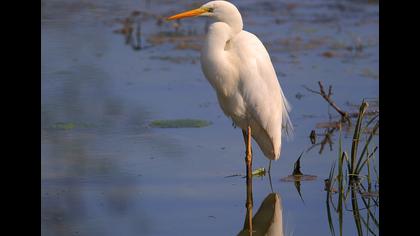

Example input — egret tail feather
[280,84,293,139]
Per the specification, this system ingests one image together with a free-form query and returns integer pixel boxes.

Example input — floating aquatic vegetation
[289,153,316,180]
[267,36,333,53]
[149,55,199,64]
[360,68,379,80]
[175,42,202,51]
[280,153,316,203]
[280,174,317,182]
[251,167,266,177]
[49,122,98,130]
[147,31,204,48]
[280,153,317,180]
[316,121,341,129]
[51,122,76,130]
[150,119,211,128]
[224,167,266,178]
[322,51,335,58]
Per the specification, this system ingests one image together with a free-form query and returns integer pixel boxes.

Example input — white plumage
[168,1,292,161]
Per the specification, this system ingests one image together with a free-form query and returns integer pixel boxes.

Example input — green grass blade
[335,123,345,236]
[362,114,379,134]
[326,162,336,236]
[360,213,377,236]
[356,146,378,177]
[350,101,369,175]
[356,122,379,173]
[351,188,364,236]
[358,190,380,228]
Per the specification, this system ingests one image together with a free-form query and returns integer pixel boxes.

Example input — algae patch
[150,119,211,128]
[51,122,76,130]
[49,122,98,130]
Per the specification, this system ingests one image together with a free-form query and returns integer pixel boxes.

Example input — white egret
[167,1,292,176]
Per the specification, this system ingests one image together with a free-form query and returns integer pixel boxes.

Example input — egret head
[167,1,243,32]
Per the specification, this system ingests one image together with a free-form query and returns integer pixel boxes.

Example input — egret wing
[233,31,293,158]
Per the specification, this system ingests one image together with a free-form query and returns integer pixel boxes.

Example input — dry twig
[303,81,351,125]
[306,127,336,154]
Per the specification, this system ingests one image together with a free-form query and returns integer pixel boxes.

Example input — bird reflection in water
[238,173,284,236]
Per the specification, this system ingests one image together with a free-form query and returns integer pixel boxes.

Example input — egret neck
[201,15,243,97]
[202,7,243,55]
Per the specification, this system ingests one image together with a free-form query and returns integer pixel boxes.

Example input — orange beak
[166,8,208,21]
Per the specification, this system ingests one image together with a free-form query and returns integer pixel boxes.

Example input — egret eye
[208,7,214,13]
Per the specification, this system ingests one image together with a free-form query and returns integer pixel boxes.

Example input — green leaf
[252,167,266,177]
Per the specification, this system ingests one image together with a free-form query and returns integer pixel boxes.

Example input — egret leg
[242,126,253,235]
[245,172,253,235]
[243,126,253,178]
[268,160,272,174]
[242,129,252,156]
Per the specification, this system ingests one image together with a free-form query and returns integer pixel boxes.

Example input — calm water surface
[41,0,379,235]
